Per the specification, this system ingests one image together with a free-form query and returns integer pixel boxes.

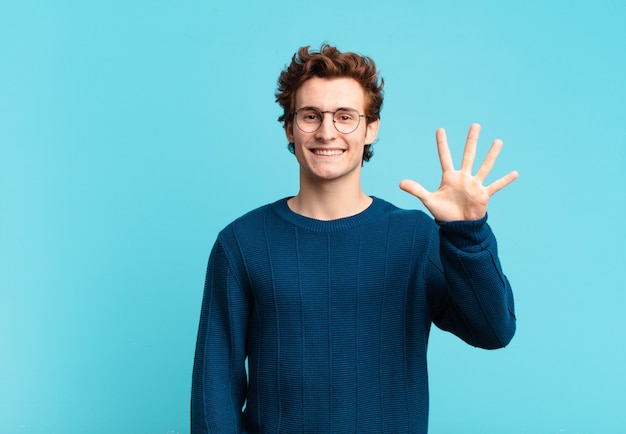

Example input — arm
[426,216,516,348]
[401,124,517,347]
[191,238,249,433]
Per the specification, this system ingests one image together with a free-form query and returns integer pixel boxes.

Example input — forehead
[295,77,366,111]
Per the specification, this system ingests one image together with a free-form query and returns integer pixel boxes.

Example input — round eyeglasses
[291,108,367,134]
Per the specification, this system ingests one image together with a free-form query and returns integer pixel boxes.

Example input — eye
[300,110,321,122]
[335,110,356,123]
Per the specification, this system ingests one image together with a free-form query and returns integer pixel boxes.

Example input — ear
[365,118,380,143]
[285,122,295,144]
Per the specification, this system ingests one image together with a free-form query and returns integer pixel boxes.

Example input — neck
[288,181,372,221]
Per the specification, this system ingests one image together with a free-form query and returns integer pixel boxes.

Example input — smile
[312,149,345,156]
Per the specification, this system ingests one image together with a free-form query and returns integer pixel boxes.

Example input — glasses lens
[333,109,360,134]
[295,109,322,133]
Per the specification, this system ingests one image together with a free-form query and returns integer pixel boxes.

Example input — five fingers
[411,123,518,199]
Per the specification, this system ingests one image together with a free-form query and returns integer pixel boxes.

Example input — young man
[191,44,518,433]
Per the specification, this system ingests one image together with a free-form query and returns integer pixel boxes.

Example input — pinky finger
[486,170,519,196]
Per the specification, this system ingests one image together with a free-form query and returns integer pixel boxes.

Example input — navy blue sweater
[191,197,515,433]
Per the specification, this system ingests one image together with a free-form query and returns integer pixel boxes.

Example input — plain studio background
[1,1,624,433]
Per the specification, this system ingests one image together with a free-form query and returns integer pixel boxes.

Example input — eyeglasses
[291,108,367,134]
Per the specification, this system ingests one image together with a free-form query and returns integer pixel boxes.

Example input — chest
[241,227,428,321]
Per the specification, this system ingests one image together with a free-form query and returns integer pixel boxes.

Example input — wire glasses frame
[291,108,367,134]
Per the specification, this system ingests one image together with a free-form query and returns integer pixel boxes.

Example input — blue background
[2,1,625,433]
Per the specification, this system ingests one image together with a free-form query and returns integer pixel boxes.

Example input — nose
[315,112,338,141]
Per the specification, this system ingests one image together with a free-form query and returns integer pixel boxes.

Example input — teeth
[314,149,344,156]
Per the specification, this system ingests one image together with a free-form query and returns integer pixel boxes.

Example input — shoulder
[372,197,435,226]
[366,197,440,246]
[217,198,289,245]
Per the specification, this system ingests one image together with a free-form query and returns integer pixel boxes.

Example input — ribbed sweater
[191,197,516,433]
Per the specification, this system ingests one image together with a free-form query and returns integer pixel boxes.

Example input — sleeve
[191,237,249,433]
[425,215,516,349]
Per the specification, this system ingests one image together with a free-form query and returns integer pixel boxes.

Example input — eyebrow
[296,106,358,112]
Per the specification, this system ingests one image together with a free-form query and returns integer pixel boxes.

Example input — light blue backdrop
[2,1,625,433]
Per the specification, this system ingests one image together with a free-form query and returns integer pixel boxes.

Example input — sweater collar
[271,196,388,232]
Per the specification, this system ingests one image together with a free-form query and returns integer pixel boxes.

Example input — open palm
[399,124,519,222]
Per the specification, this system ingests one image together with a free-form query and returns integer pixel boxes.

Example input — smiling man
[191,44,519,433]
[285,76,379,220]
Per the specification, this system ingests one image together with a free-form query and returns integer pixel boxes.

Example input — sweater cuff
[436,214,493,250]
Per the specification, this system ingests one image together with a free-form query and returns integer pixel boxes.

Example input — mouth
[312,149,345,156]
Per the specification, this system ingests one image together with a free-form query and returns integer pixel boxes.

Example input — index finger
[436,128,454,172]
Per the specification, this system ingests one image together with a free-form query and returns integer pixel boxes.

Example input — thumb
[399,179,429,201]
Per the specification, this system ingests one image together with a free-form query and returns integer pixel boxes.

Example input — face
[285,76,379,186]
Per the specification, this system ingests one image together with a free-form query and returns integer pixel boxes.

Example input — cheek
[292,142,308,166]
[289,127,311,147]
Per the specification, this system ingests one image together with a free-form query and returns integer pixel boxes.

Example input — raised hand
[399,124,518,222]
